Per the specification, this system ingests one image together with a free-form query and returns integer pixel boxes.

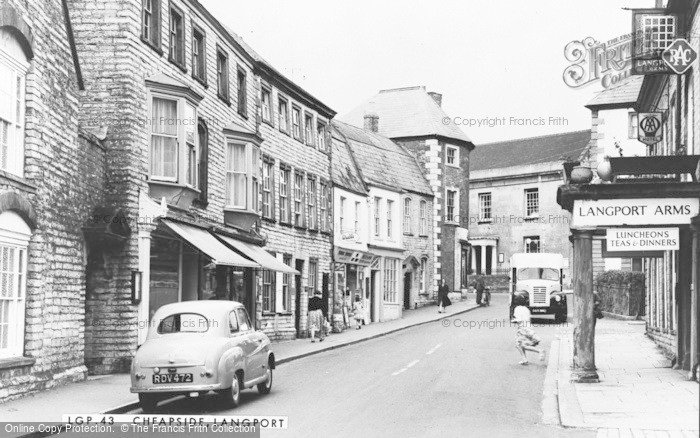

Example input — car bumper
[130,383,224,394]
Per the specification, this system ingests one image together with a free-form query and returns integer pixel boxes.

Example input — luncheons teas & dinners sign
[606,228,679,252]
[572,198,700,227]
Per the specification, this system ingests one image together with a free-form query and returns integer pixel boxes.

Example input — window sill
[262,119,274,128]
[418,234,429,238]
[293,225,308,231]
[403,232,414,236]
[192,74,208,89]
[445,163,460,169]
[218,94,231,106]
[0,170,38,193]
[478,219,493,224]
[141,37,163,56]
[523,216,540,222]
[279,128,290,137]
[169,57,187,74]
[261,216,276,224]
[238,109,248,120]
[0,356,35,370]
[444,221,460,226]
[279,221,293,228]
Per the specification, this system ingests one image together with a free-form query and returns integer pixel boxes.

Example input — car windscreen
[157,313,210,334]
[517,268,560,281]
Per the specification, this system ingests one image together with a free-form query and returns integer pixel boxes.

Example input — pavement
[549,318,700,438]
[0,297,479,423]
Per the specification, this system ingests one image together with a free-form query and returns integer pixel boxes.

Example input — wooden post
[691,217,700,380]
[572,228,599,382]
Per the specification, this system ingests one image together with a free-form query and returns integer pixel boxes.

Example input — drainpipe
[61,0,84,90]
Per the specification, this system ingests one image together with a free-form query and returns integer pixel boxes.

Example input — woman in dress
[308,290,327,342]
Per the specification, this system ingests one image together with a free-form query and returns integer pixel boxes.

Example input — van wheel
[222,373,242,407]
[257,367,273,395]
[139,394,159,413]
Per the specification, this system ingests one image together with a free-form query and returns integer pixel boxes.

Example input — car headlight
[153,367,160,374]
[554,295,561,302]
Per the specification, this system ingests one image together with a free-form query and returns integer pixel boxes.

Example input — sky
[200,0,655,144]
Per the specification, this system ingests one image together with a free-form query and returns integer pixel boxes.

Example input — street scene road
[139,296,593,438]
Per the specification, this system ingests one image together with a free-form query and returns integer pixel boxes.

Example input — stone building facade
[332,120,434,322]
[468,131,591,285]
[0,0,105,401]
[69,0,336,374]
[340,87,473,294]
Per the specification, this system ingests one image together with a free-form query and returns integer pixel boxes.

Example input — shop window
[262,269,275,313]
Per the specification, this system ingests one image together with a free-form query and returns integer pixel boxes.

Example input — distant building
[341,87,474,294]
[332,120,434,322]
[468,131,591,284]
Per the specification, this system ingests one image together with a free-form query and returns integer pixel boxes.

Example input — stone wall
[0,0,106,401]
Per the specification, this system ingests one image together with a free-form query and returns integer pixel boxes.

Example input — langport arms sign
[572,198,700,227]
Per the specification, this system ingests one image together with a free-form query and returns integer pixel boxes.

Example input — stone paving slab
[551,318,699,436]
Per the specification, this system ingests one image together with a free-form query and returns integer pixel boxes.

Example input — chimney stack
[363,112,379,133]
[428,92,442,107]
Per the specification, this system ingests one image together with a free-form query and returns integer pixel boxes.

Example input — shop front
[334,247,376,327]
[138,217,297,344]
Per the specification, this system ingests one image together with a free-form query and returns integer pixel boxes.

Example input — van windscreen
[517,268,559,281]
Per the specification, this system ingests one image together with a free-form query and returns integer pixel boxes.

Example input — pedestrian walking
[473,276,486,305]
[308,291,327,342]
[437,279,451,313]
[512,294,545,365]
[353,295,365,329]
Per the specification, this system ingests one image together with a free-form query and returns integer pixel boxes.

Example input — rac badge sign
[662,38,697,75]
[572,198,700,227]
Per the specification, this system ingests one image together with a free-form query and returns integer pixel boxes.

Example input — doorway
[370,271,378,322]
[404,272,412,310]
[295,259,304,337]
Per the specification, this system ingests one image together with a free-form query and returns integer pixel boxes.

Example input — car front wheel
[222,374,242,407]
[257,366,272,395]
[139,394,159,413]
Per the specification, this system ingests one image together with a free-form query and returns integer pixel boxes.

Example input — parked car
[130,300,275,412]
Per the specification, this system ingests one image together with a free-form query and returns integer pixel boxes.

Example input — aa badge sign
[637,112,663,145]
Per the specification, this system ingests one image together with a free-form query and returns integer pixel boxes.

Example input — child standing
[353,295,364,329]
[512,294,546,365]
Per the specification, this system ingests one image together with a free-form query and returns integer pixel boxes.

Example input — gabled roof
[330,129,367,194]
[585,76,643,110]
[339,86,473,146]
[471,130,591,172]
[332,120,432,196]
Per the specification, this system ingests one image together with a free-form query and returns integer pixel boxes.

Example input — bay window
[0,31,28,177]
[149,93,198,186]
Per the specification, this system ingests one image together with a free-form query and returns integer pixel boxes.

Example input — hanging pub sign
[637,112,663,145]
[572,198,700,227]
[631,9,678,75]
